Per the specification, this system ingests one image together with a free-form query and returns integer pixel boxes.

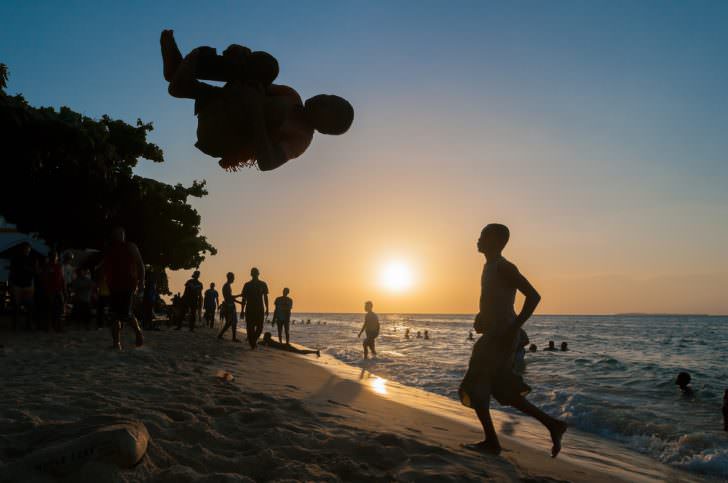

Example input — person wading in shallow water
[103,227,144,351]
[240,268,268,349]
[272,287,293,344]
[358,301,379,359]
[459,224,567,457]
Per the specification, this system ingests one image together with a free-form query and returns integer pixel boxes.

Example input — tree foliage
[0,65,216,271]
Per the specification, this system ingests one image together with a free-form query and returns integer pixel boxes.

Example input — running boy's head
[251,267,260,279]
[477,223,510,258]
[226,272,235,283]
[364,300,373,312]
[283,287,290,296]
[304,95,354,135]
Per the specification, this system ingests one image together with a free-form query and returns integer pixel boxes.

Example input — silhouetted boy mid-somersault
[459,224,567,457]
[160,30,354,172]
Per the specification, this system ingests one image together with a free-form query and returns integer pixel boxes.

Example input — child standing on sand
[459,224,567,457]
[358,301,379,359]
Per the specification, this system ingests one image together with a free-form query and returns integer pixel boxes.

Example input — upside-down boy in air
[160,30,354,172]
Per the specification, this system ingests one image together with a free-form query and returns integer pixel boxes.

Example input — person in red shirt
[103,227,145,350]
[160,30,354,172]
[41,251,65,332]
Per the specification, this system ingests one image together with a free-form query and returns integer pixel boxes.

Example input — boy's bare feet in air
[549,421,568,458]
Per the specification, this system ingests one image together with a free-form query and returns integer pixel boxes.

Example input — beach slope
[0,328,698,482]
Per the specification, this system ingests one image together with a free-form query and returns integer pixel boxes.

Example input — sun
[379,260,414,293]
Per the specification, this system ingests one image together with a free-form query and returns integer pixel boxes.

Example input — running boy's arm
[500,262,541,329]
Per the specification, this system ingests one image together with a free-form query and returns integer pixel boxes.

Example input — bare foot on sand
[550,421,568,458]
[463,440,502,456]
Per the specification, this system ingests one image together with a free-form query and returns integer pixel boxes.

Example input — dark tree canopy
[0,65,216,271]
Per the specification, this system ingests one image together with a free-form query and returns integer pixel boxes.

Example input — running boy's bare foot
[463,440,502,455]
[549,421,568,458]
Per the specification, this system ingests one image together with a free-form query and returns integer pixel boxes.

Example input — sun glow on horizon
[379,260,414,293]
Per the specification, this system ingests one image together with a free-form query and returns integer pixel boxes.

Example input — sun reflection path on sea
[371,377,388,395]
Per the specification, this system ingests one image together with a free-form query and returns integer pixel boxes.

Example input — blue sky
[2,1,727,312]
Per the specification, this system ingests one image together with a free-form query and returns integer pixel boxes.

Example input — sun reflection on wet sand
[371,377,388,395]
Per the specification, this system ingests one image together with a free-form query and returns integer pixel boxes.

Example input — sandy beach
[0,325,702,483]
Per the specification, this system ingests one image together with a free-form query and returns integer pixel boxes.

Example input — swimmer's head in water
[548,340,555,349]
[251,267,260,278]
[676,371,691,388]
[561,342,568,351]
[529,343,538,352]
[365,300,373,312]
[478,223,510,256]
[283,287,290,296]
[304,95,354,135]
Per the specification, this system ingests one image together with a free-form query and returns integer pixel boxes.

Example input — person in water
[217,272,241,342]
[424,330,430,340]
[358,301,379,359]
[468,330,475,341]
[405,328,410,339]
[262,332,319,357]
[675,371,694,396]
[560,341,568,351]
[240,267,269,349]
[459,224,567,457]
[529,343,538,352]
[416,331,422,339]
[160,30,354,172]
[273,287,293,344]
[544,340,557,351]
[513,329,529,374]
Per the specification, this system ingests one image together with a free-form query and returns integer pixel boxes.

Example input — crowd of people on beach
[3,222,725,459]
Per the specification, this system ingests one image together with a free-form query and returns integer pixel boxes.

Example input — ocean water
[280,314,728,479]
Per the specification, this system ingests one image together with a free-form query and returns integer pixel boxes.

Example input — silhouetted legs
[111,317,144,351]
[363,337,376,359]
[217,308,239,341]
[276,319,290,344]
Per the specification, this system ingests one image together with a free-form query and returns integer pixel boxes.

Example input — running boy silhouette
[160,30,354,172]
[358,301,379,359]
[459,224,567,457]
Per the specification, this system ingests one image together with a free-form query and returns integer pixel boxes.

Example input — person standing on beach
[104,227,144,350]
[217,272,241,341]
[179,270,203,331]
[358,300,379,359]
[273,287,293,344]
[8,242,35,330]
[204,282,219,328]
[240,267,269,349]
[459,224,567,457]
